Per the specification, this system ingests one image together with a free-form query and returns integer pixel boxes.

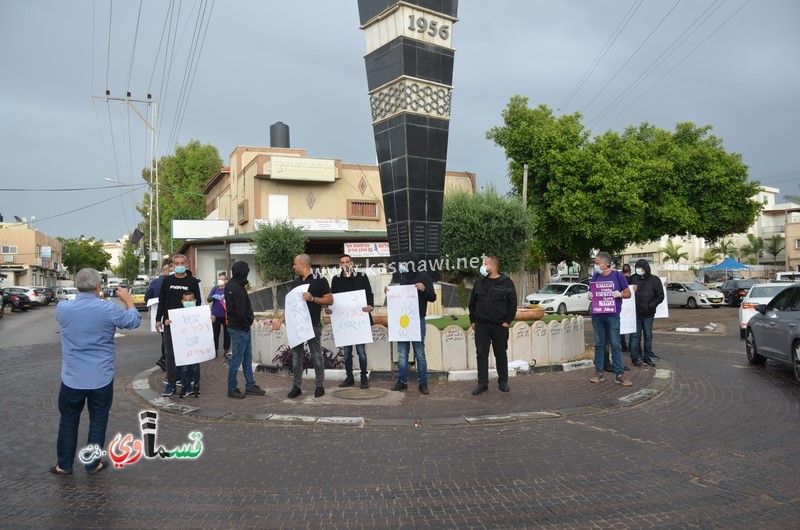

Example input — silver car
[745,284,800,382]
[665,282,723,309]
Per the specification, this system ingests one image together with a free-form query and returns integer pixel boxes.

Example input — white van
[773,271,800,283]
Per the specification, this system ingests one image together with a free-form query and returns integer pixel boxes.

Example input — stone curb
[131,360,673,428]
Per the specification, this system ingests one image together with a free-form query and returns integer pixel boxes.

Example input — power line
[105,0,113,90]
[148,0,173,93]
[0,184,142,192]
[126,0,144,91]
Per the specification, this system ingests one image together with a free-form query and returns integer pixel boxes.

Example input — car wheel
[792,341,800,383]
[745,330,767,365]
[557,303,567,315]
[687,297,698,309]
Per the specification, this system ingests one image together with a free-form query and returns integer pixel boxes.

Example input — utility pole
[519,164,529,305]
[93,92,159,276]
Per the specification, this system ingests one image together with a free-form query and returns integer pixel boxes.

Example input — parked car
[525,282,591,314]
[55,287,79,302]
[130,286,148,311]
[745,284,800,382]
[13,286,46,306]
[717,280,758,307]
[704,270,744,288]
[2,288,32,311]
[665,282,723,309]
[550,275,581,283]
[36,286,56,304]
[738,283,795,339]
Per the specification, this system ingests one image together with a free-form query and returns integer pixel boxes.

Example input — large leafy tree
[137,139,223,257]
[114,240,140,283]
[486,96,762,266]
[440,188,533,277]
[59,237,111,275]
[253,220,308,312]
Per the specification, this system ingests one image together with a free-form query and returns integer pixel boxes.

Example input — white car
[525,283,591,314]
[56,287,78,302]
[738,282,794,338]
[665,282,724,309]
[14,286,46,306]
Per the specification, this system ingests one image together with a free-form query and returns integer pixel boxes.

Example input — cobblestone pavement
[1,306,798,528]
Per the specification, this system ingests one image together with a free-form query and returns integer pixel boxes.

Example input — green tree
[59,237,111,275]
[486,96,762,267]
[739,233,765,262]
[696,248,720,266]
[440,187,533,278]
[252,220,308,313]
[138,139,223,256]
[660,239,689,264]
[765,235,785,266]
[712,237,739,259]
[114,240,140,283]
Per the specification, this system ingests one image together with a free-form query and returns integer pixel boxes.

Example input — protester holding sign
[587,252,633,387]
[627,259,664,368]
[270,254,333,399]
[207,272,230,361]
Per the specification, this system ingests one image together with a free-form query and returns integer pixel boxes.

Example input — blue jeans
[180,363,200,389]
[228,328,256,392]
[397,320,427,385]
[56,380,114,472]
[592,314,624,376]
[630,316,655,361]
[344,343,367,378]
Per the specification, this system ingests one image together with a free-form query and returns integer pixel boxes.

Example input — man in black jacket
[224,261,266,399]
[628,259,664,367]
[468,256,517,395]
[330,254,374,389]
[387,252,437,395]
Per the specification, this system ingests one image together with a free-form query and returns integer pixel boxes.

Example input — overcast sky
[1,0,798,243]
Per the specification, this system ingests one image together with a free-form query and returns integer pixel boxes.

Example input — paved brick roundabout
[1,306,798,528]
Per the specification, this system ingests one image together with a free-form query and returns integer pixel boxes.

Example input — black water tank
[270,122,290,148]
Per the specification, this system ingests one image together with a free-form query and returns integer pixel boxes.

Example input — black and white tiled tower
[358,0,458,280]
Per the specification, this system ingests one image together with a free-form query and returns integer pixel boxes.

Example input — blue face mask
[479,265,489,277]
[182,300,196,308]
[399,263,409,274]
[594,264,602,274]
[174,266,186,275]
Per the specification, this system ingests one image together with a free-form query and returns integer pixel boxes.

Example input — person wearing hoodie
[224,261,266,399]
[468,256,517,395]
[627,259,664,367]
[386,252,437,395]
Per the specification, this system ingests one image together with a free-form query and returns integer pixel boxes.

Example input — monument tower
[357,0,458,280]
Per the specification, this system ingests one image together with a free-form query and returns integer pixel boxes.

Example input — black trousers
[212,318,231,354]
[475,323,509,386]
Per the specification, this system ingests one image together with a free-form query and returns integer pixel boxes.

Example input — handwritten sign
[620,286,636,334]
[147,298,159,333]
[654,276,669,319]
[590,281,617,315]
[285,284,314,348]
[330,289,373,347]
[387,284,421,342]
[168,305,215,367]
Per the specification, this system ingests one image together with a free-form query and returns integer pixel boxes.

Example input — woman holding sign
[587,252,633,387]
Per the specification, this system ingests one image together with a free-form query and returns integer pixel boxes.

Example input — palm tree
[696,249,720,266]
[712,237,739,259]
[661,239,689,264]
[765,235,785,267]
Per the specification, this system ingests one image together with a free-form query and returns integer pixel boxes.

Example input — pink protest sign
[590,281,617,314]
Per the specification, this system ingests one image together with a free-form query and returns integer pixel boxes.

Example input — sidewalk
[133,354,672,427]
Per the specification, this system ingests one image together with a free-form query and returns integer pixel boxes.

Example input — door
[771,288,800,361]
[566,284,590,312]
[756,288,796,358]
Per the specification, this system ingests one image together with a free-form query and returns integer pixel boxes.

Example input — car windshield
[736,281,758,289]
[750,284,791,299]
[538,284,568,294]
[131,287,148,294]
[684,283,709,291]
[65,288,78,294]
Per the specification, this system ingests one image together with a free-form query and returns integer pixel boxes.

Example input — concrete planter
[515,307,545,321]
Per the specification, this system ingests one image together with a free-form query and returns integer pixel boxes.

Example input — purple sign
[590,281,617,314]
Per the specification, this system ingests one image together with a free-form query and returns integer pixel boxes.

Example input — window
[348,200,379,220]
[1,245,18,254]
[795,239,800,250]
[237,200,249,226]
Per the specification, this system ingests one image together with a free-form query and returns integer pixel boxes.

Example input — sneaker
[185,382,193,394]
[338,376,355,388]
[498,381,510,392]
[163,379,169,385]
[192,386,201,398]
[178,387,188,399]
[650,353,660,359]
[589,372,604,384]
[632,359,643,367]
[162,384,175,396]
[360,377,369,389]
[314,386,325,398]
[643,358,656,367]
[418,384,430,395]
[227,389,246,399]
[615,374,633,387]
[472,384,488,395]
[391,381,408,391]
[246,385,266,396]
[288,386,302,399]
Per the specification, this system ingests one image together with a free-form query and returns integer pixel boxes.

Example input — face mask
[182,300,196,308]
[174,266,186,275]
[169,271,175,275]
[399,263,409,274]
[594,264,602,274]
[636,268,645,276]
[217,280,225,287]
[479,265,489,277]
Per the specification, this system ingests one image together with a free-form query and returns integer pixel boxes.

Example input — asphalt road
[0,304,798,528]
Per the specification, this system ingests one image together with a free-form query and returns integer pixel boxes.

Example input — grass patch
[426,313,575,331]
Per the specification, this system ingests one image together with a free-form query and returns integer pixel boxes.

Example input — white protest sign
[147,297,159,333]
[285,284,314,348]
[330,289,373,347]
[168,305,215,367]
[387,284,421,342]
[655,277,669,319]
[620,286,637,335]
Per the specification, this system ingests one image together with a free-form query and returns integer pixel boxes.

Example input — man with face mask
[225,261,266,399]
[627,259,664,367]
[207,272,231,361]
[468,256,517,395]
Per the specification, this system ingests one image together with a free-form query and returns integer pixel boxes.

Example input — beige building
[786,221,800,274]
[0,222,63,287]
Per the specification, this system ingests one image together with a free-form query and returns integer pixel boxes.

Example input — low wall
[250,317,587,371]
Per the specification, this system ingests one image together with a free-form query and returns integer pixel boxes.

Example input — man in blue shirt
[50,268,141,475]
